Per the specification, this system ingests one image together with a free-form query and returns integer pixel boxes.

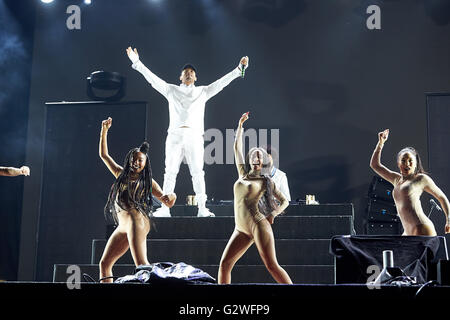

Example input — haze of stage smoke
[0,2,28,113]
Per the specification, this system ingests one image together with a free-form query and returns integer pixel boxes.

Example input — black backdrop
[1,0,449,280]
[426,93,450,236]
[35,102,147,281]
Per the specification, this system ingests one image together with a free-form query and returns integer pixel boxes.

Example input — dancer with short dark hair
[370,129,450,236]
[98,117,176,282]
[218,112,292,284]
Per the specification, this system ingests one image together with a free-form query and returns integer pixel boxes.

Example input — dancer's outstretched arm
[423,175,450,233]
[152,179,176,208]
[234,112,249,177]
[266,182,289,224]
[126,46,170,97]
[369,129,401,185]
[0,166,30,177]
[272,184,289,216]
[205,56,249,100]
[99,117,122,178]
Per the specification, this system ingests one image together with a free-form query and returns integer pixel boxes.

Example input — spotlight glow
[41,0,54,3]
[84,0,91,4]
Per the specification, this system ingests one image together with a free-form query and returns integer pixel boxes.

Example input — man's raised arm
[126,46,170,98]
[205,56,249,101]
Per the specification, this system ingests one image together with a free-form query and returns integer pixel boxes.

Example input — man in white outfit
[126,46,249,217]
[266,145,291,201]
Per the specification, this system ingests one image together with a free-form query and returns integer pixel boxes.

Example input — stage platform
[31,202,450,317]
[52,209,355,284]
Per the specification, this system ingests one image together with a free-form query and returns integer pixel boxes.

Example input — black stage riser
[91,239,332,265]
[138,216,353,240]
[169,204,354,217]
[53,264,334,284]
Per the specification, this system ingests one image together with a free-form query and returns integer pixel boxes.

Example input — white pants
[162,128,207,209]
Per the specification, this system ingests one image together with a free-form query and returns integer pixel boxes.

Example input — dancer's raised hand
[238,112,249,127]
[378,129,389,145]
[101,117,112,131]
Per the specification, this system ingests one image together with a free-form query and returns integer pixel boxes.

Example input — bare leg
[253,219,292,284]
[126,209,151,266]
[99,227,129,283]
[218,229,253,284]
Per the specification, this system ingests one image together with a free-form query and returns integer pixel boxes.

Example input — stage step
[53,264,334,284]
[141,216,353,240]
[91,239,332,265]
[53,213,354,284]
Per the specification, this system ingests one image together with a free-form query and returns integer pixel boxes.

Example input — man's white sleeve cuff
[131,60,141,70]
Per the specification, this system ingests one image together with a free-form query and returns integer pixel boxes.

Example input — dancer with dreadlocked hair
[218,112,292,284]
[99,117,176,283]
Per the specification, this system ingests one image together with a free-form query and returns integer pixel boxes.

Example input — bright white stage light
[41,0,54,3]
[84,0,91,4]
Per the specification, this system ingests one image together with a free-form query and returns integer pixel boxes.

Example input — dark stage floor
[2,281,449,316]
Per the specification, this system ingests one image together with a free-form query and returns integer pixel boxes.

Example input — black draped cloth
[330,235,448,284]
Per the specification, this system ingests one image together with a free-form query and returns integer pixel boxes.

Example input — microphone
[430,199,443,211]
[240,63,246,78]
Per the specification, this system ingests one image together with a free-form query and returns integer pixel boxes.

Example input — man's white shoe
[197,207,215,217]
[153,206,171,217]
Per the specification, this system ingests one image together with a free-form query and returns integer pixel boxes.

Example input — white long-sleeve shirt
[132,60,241,135]
[271,167,291,201]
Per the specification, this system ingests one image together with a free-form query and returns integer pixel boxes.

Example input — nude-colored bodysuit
[115,179,139,213]
[234,172,268,237]
[113,178,150,220]
[393,175,436,235]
